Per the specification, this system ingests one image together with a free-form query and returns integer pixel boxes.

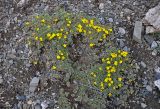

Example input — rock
[27,100,32,105]
[29,77,40,92]
[133,21,142,43]
[119,39,125,48]
[154,79,160,90]
[41,101,48,109]
[99,17,105,25]
[151,41,158,49]
[152,49,157,56]
[118,27,126,35]
[99,3,104,10]
[34,104,42,109]
[123,46,130,51]
[141,103,147,108]
[144,3,160,32]
[18,102,23,109]
[146,26,157,34]
[17,0,29,8]
[9,60,14,64]
[155,67,160,80]
[146,85,152,92]
[155,67,160,74]
[0,75,3,84]
[108,18,113,22]
[16,95,26,100]
[140,61,147,68]
[144,35,154,45]
[23,104,28,109]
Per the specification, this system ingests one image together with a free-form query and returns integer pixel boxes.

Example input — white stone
[133,21,142,43]
[140,61,146,68]
[146,85,152,92]
[151,41,158,49]
[29,77,39,92]
[144,3,160,31]
[99,3,104,10]
[118,27,126,35]
[17,0,29,7]
[146,26,157,34]
[141,103,147,108]
[154,79,160,90]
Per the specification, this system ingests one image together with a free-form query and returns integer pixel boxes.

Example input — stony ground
[1,0,160,109]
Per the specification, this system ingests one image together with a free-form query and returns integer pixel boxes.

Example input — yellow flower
[61,56,65,60]
[64,35,67,39]
[106,58,110,60]
[81,18,88,23]
[102,58,106,62]
[41,19,45,23]
[118,77,122,81]
[88,31,92,34]
[104,78,109,82]
[90,19,94,25]
[63,44,67,48]
[77,24,82,28]
[89,43,95,47]
[60,29,64,31]
[47,33,51,37]
[113,86,116,90]
[114,61,118,66]
[93,74,96,77]
[107,61,111,64]
[39,37,43,41]
[103,34,106,39]
[36,28,39,31]
[109,28,112,32]
[111,53,117,58]
[54,18,58,22]
[111,66,116,73]
[110,81,114,84]
[93,81,97,85]
[118,50,121,53]
[108,83,111,87]
[108,93,112,97]
[119,60,123,64]
[99,67,102,71]
[106,66,110,70]
[107,73,111,77]
[104,30,109,35]
[68,21,71,24]
[100,82,104,90]
[78,28,83,33]
[108,78,112,81]
[56,55,61,60]
[25,22,29,25]
[52,66,57,70]
[67,24,70,27]
[118,83,122,87]
[35,36,39,41]
[121,51,128,57]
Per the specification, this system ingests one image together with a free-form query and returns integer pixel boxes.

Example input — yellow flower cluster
[56,50,66,61]
[91,50,128,93]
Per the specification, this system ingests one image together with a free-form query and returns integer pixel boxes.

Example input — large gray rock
[144,3,160,33]
[133,21,142,43]
[29,77,40,92]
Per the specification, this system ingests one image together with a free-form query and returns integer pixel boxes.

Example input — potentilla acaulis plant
[25,9,130,108]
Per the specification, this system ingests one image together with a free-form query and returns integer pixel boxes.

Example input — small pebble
[118,27,126,35]
[141,103,147,108]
